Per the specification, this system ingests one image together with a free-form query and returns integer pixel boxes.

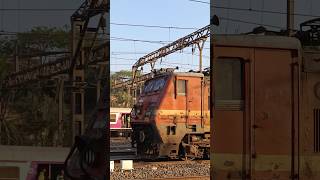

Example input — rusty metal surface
[303,49,320,73]
[211,36,305,179]
[213,34,301,50]
[131,71,210,159]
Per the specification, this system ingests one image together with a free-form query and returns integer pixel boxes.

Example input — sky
[110,0,210,72]
[212,0,320,33]
[1,0,320,72]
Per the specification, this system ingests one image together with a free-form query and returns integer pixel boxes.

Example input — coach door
[175,77,190,128]
[252,48,299,179]
[213,48,249,179]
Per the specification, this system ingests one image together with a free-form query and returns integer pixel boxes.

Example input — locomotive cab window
[167,126,176,135]
[177,80,187,96]
[143,76,167,94]
[171,126,176,135]
[215,58,244,111]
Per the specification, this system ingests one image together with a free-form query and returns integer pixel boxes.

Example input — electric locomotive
[131,69,210,160]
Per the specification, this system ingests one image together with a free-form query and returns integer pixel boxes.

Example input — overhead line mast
[127,25,210,86]
[112,25,210,90]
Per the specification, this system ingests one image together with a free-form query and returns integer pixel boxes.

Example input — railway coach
[110,107,132,137]
[211,34,320,179]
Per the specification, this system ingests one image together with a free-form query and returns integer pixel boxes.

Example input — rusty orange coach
[211,35,320,179]
[131,69,210,160]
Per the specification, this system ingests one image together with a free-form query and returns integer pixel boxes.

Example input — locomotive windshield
[143,76,167,94]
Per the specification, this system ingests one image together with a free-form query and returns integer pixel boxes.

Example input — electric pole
[287,0,294,36]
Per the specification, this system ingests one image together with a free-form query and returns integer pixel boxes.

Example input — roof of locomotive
[173,72,204,77]
[154,71,204,78]
[214,34,301,50]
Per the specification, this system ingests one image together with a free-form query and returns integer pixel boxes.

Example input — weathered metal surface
[131,72,210,160]
[302,49,320,72]
[211,35,303,179]
[213,34,301,50]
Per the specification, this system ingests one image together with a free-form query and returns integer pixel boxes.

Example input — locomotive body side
[156,72,210,159]
[299,48,320,180]
[131,72,210,159]
[211,35,302,179]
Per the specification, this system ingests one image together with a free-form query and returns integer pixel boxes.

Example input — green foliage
[17,26,69,52]
[110,70,134,108]
[0,38,15,57]
[3,87,71,146]
[111,90,134,108]
[0,25,71,146]
[111,70,132,79]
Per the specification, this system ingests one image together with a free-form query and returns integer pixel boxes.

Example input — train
[0,146,68,180]
[211,34,320,179]
[131,68,210,160]
[110,107,132,137]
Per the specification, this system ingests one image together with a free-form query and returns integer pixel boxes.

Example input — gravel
[110,160,210,180]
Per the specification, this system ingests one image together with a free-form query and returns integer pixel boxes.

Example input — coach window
[110,114,116,123]
[215,58,244,110]
[177,80,187,96]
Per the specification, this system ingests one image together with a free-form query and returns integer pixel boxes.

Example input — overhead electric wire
[111,51,210,60]
[213,5,320,18]
[218,16,297,30]
[110,23,197,30]
[0,8,77,11]
[110,37,170,44]
[1,3,320,18]
[111,61,208,68]
[188,0,320,18]
[188,0,209,4]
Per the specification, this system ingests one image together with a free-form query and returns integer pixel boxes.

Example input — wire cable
[110,23,197,30]
[188,0,320,18]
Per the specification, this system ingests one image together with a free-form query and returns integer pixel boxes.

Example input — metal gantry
[132,25,210,82]
[0,0,109,145]
[112,25,210,92]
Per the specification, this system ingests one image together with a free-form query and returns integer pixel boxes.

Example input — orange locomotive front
[131,70,210,160]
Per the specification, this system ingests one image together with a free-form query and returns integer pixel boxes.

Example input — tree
[110,70,134,108]
[0,26,71,146]
[0,57,7,80]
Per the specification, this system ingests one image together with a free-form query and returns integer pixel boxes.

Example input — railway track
[148,176,210,180]
[110,140,137,160]
[110,160,210,180]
